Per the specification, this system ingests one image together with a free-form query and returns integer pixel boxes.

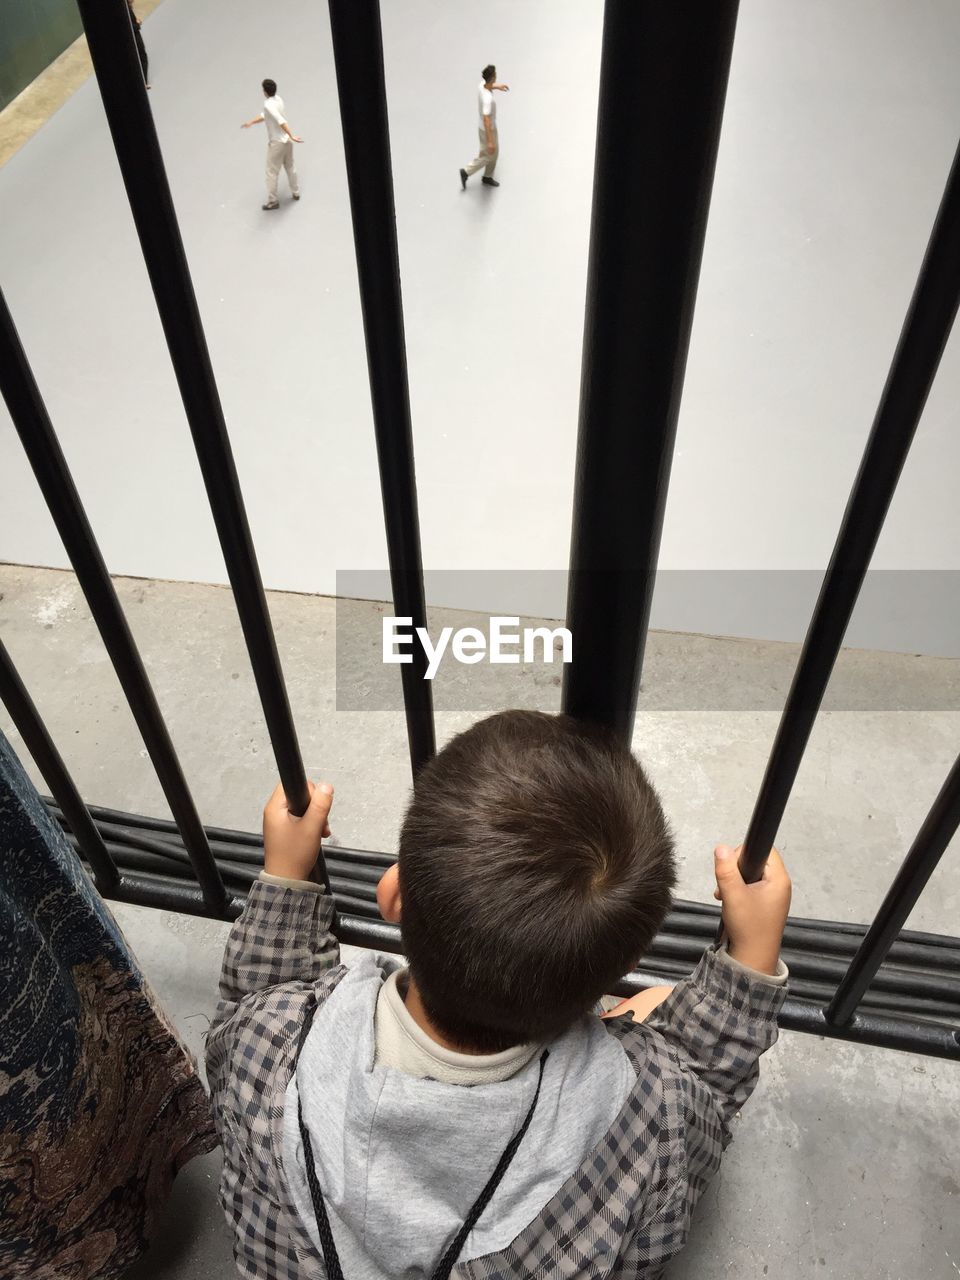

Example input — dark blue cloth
[0,731,215,1278]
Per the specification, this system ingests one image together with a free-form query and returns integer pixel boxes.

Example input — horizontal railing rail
[47,797,960,1061]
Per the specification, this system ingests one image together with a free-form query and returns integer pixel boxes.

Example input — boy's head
[262,78,277,98]
[385,710,675,1052]
[482,64,496,85]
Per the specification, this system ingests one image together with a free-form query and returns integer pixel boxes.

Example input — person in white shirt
[459,64,509,190]
[241,79,304,211]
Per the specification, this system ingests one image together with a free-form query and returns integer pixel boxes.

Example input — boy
[206,710,790,1278]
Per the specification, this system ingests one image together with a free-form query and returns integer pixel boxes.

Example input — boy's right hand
[714,844,792,976]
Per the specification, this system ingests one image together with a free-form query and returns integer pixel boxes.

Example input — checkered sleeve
[204,881,347,1279]
[214,878,340,1015]
[642,945,786,1140]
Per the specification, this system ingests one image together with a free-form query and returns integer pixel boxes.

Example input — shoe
[459,168,468,190]
[262,202,279,210]
[292,193,301,200]
[482,177,499,187]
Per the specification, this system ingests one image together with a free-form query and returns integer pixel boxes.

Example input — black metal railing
[562,1,740,739]
[77,0,332,891]
[0,0,957,1060]
[328,0,435,776]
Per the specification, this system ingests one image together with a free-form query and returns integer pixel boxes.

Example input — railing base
[52,798,960,1062]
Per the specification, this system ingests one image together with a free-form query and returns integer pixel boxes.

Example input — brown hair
[398,710,675,1052]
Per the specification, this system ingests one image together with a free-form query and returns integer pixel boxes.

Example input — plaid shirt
[206,880,786,1280]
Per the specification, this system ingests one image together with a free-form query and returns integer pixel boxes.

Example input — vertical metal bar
[738,138,960,882]
[826,755,960,1026]
[0,637,120,894]
[75,0,332,890]
[0,289,228,915]
[562,0,740,742]
[327,0,436,777]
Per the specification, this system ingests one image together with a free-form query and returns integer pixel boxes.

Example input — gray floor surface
[1,563,958,1279]
[1,0,959,632]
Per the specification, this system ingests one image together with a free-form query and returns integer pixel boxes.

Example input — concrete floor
[1,0,960,652]
[1,562,958,1278]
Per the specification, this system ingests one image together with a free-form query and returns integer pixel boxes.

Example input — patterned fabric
[207,880,786,1279]
[0,731,216,1279]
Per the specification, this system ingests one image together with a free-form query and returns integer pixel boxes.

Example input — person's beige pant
[464,127,498,178]
[265,139,299,204]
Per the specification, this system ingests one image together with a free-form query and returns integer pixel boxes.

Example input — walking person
[126,0,150,88]
[241,79,303,211]
[459,64,509,190]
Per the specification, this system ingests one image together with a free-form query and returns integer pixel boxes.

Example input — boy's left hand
[263,781,333,881]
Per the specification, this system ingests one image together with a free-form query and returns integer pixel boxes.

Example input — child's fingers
[713,843,744,896]
[761,846,786,881]
[305,782,334,832]
[714,844,787,893]
[264,781,333,832]
[263,781,290,818]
